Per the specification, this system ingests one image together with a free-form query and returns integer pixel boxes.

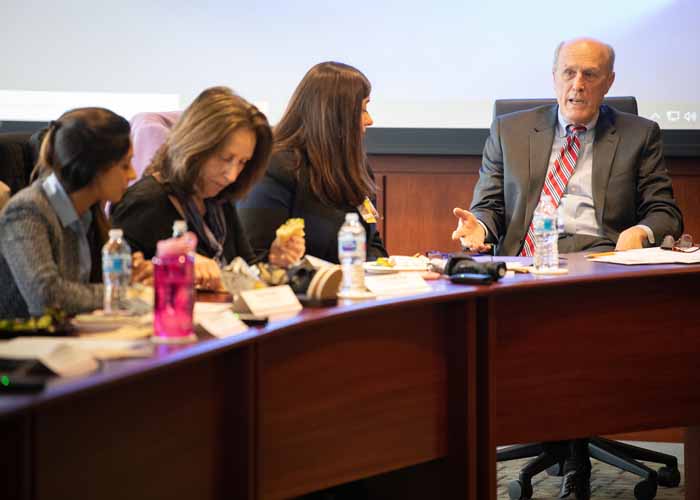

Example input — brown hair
[274,61,374,207]
[146,86,272,201]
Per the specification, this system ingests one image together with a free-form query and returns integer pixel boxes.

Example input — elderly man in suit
[452,38,683,498]
[453,37,682,257]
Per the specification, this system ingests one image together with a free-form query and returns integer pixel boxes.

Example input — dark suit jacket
[237,151,388,264]
[470,104,683,256]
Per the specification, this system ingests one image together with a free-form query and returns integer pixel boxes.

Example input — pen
[586,251,616,258]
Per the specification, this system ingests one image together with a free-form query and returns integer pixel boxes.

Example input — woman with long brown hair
[111,86,304,290]
[238,61,388,264]
[0,107,150,317]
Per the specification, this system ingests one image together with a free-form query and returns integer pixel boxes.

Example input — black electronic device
[236,313,269,326]
[0,374,46,393]
[449,273,495,285]
[444,253,507,281]
[0,359,49,393]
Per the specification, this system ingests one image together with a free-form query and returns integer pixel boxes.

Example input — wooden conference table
[1,253,699,500]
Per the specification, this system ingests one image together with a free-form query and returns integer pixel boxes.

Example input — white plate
[363,263,400,274]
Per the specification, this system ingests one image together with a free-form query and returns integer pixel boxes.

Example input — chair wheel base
[657,465,681,487]
[634,478,658,500]
[546,461,565,476]
[508,479,533,500]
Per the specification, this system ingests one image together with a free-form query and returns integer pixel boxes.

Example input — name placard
[233,285,303,317]
[197,310,248,338]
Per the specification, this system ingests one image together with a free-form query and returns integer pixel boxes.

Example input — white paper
[233,285,303,317]
[590,247,700,265]
[0,337,153,376]
[39,344,99,377]
[365,255,429,272]
[196,310,248,338]
[194,302,232,316]
[365,272,431,297]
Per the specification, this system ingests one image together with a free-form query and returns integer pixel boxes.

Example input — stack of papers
[589,247,700,265]
[0,337,153,377]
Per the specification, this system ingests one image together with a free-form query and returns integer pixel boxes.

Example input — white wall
[1,0,697,129]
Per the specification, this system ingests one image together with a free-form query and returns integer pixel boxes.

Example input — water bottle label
[542,217,554,232]
[339,237,357,252]
[103,255,130,274]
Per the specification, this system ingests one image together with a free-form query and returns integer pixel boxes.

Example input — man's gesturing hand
[451,208,491,252]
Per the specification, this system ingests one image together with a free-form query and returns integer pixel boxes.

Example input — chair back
[0,132,36,195]
[492,96,638,119]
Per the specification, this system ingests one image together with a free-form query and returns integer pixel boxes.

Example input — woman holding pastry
[111,87,304,291]
[238,61,387,264]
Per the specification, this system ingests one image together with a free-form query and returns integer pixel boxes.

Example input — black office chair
[0,131,40,194]
[493,97,682,500]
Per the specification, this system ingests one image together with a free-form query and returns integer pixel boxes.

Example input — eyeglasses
[660,234,699,253]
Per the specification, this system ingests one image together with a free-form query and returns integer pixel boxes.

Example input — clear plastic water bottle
[532,195,559,271]
[102,228,132,314]
[338,213,366,295]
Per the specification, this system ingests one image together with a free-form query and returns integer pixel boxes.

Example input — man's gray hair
[553,39,616,73]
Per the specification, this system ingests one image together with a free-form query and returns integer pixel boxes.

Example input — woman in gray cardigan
[0,107,150,318]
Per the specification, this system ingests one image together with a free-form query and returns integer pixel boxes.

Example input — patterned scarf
[164,183,228,266]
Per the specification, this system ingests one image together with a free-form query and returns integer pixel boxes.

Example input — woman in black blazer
[238,61,388,264]
[112,87,304,290]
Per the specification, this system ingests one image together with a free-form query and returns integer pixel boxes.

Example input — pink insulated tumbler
[153,233,197,343]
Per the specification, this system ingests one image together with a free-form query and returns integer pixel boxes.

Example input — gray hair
[553,39,616,73]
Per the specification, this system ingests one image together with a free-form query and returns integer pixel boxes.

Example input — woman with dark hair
[111,86,304,290]
[0,107,150,317]
[238,61,388,264]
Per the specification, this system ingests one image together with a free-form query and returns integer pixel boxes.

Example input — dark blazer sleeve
[470,116,506,244]
[237,158,296,261]
[110,177,177,260]
[367,225,388,260]
[633,121,683,241]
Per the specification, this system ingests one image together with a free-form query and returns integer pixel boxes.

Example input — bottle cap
[156,232,198,257]
[172,220,188,235]
[345,213,359,222]
[108,228,123,239]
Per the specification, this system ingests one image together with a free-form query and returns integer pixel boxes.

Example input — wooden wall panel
[370,155,481,255]
[668,159,700,238]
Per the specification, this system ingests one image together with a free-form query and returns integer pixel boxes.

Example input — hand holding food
[269,218,306,268]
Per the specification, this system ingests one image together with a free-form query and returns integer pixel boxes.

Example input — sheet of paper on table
[0,337,153,376]
[365,272,432,297]
[589,247,700,265]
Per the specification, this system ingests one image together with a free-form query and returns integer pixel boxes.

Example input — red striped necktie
[520,125,587,256]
